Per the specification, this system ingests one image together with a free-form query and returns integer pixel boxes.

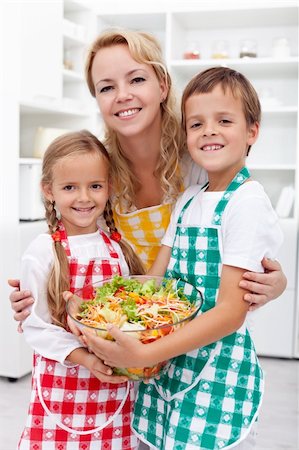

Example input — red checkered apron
[18,224,138,450]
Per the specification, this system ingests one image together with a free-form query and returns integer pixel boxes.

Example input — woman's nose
[115,84,133,102]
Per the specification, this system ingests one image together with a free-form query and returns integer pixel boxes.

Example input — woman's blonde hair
[85,28,185,209]
[41,130,145,328]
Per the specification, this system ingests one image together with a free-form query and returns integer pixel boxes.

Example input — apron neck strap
[212,167,250,226]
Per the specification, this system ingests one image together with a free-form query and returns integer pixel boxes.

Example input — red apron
[18,224,138,450]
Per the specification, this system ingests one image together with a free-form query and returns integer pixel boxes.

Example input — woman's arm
[81,265,250,368]
[240,258,287,310]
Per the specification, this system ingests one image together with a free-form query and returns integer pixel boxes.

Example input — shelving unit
[0,0,298,379]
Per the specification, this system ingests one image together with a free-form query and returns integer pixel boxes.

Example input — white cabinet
[19,0,63,101]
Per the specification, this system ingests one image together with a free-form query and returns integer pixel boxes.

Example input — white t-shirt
[162,180,283,273]
[20,230,129,366]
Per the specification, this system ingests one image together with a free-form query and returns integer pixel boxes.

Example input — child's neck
[206,165,245,192]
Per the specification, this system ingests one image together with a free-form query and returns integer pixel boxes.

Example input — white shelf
[20,100,90,117]
[18,157,42,165]
[170,57,299,78]
[63,68,85,82]
[248,164,296,170]
[63,32,88,48]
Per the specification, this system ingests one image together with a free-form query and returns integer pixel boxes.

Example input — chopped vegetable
[76,276,199,337]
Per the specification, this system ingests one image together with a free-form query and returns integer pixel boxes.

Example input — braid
[44,199,59,233]
[44,199,70,328]
[103,200,145,275]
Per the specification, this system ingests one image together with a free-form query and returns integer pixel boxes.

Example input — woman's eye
[131,77,145,84]
[98,85,113,94]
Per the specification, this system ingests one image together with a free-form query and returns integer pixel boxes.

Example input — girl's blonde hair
[41,130,145,328]
[85,28,185,209]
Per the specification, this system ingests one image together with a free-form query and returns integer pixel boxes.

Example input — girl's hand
[82,325,147,368]
[240,258,287,311]
[84,352,128,384]
[8,279,34,332]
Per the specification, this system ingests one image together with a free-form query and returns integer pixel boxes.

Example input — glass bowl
[66,275,203,380]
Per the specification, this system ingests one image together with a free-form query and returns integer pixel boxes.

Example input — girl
[11,30,285,324]
[18,130,143,449]
[81,67,284,449]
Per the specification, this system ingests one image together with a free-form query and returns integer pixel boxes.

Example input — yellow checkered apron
[113,202,172,270]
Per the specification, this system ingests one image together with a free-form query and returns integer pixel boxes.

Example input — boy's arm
[147,245,172,276]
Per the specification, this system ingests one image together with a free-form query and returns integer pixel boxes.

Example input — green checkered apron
[132,167,264,449]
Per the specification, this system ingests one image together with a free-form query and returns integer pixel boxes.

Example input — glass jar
[212,40,230,59]
[272,37,291,58]
[239,39,257,58]
[183,41,200,59]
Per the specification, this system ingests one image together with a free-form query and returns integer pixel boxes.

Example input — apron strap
[100,230,120,259]
[212,167,250,225]
[177,182,208,225]
[35,355,131,435]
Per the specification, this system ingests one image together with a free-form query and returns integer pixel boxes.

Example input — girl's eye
[190,122,202,129]
[131,77,145,84]
[63,185,74,191]
[91,184,102,190]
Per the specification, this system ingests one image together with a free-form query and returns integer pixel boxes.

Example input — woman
[10,29,286,327]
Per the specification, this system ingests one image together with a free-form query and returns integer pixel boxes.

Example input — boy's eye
[220,119,231,124]
[131,76,145,84]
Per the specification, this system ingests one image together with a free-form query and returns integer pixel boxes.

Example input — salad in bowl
[66,275,203,380]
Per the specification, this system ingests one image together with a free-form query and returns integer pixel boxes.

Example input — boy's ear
[41,182,53,203]
[248,122,259,145]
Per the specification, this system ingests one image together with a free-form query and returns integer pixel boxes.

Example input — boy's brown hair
[181,67,261,154]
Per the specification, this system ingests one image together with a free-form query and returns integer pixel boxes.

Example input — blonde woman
[10,29,286,326]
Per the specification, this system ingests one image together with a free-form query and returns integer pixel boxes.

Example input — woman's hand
[82,325,147,369]
[239,258,287,311]
[8,279,34,332]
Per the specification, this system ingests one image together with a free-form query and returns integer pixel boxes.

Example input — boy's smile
[185,84,259,190]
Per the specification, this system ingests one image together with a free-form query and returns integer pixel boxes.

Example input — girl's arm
[81,264,250,368]
[66,348,128,384]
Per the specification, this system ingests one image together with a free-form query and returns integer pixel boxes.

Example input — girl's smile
[42,152,109,236]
